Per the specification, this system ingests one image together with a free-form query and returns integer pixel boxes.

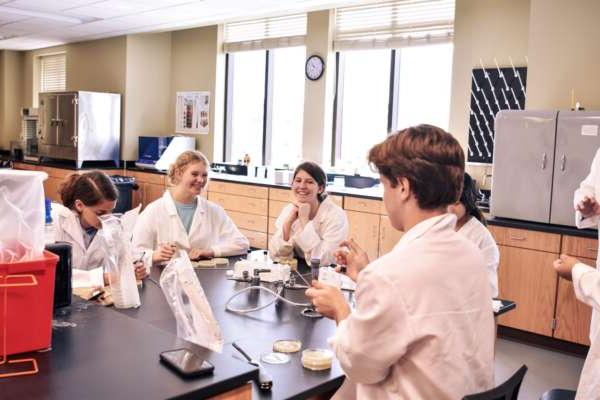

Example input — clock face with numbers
[305,55,325,81]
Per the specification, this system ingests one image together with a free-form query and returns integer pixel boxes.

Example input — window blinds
[224,13,307,52]
[334,0,455,50]
[40,53,66,92]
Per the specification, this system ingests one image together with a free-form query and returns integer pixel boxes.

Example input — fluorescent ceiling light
[0,6,86,24]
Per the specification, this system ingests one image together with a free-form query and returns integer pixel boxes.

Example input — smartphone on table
[160,348,214,378]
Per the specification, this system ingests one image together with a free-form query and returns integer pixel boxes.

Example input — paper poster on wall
[175,91,209,134]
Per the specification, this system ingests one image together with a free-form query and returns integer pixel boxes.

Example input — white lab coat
[571,263,600,400]
[268,197,348,266]
[574,146,600,343]
[132,191,249,270]
[458,217,500,297]
[52,203,106,271]
[330,214,495,400]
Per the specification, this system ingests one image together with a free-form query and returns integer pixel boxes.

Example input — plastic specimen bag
[0,170,47,261]
[160,251,223,353]
[98,214,141,308]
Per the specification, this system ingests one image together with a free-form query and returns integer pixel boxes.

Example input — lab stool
[462,365,527,400]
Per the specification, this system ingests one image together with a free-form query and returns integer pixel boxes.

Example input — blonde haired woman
[132,150,249,270]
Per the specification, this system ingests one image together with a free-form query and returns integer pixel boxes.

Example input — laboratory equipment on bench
[301,349,333,371]
[135,136,196,171]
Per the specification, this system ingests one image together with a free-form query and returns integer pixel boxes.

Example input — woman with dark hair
[53,171,150,282]
[269,161,348,266]
[306,125,494,400]
[448,173,500,296]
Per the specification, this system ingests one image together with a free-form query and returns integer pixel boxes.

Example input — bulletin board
[467,66,527,164]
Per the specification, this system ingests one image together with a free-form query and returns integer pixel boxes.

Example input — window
[395,43,453,130]
[227,50,266,165]
[332,0,455,167]
[39,53,66,93]
[334,45,453,167]
[224,15,307,166]
[336,49,391,167]
[225,47,306,166]
[269,46,305,167]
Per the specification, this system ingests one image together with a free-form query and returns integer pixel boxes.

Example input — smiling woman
[269,161,348,266]
[132,150,249,272]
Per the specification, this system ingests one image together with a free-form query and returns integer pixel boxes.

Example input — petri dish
[273,339,302,353]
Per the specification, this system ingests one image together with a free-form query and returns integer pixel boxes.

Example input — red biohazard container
[0,251,58,356]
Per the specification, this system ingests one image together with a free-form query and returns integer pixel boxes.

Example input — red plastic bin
[0,250,58,356]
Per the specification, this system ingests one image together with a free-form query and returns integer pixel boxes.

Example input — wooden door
[378,215,404,256]
[554,256,595,345]
[497,245,558,336]
[346,210,380,261]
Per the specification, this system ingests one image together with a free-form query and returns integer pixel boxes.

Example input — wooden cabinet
[489,225,561,253]
[378,215,404,256]
[554,239,596,345]
[208,181,269,249]
[125,170,166,210]
[344,196,382,214]
[496,245,558,336]
[346,210,380,261]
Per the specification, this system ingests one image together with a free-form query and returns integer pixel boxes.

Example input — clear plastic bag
[160,251,223,353]
[0,170,47,260]
[98,214,141,309]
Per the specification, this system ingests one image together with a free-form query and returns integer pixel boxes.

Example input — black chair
[540,389,576,400]
[463,365,528,400]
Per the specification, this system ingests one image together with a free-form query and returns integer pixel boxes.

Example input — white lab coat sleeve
[481,233,500,298]
[575,149,600,229]
[209,207,249,257]
[268,204,295,258]
[293,207,348,266]
[330,267,412,384]
[572,263,600,311]
[131,204,157,272]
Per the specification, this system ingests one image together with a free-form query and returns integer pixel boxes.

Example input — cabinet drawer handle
[586,247,598,252]
[509,235,526,241]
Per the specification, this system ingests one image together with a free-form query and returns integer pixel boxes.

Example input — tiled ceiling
[0,0,377,50]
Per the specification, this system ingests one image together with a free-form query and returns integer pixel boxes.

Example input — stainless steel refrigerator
[38,91,121,168]
[491,110,600,227]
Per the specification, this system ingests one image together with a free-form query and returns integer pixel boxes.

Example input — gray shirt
[174,198,198,234]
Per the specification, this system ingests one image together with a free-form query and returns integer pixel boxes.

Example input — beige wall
[124,32,172,160]
[527,0,600,110]
[66,36,126,93]
[0,51,25,149]
[450,0,531,186]
[170,26,221,161]
[302,10,336,165]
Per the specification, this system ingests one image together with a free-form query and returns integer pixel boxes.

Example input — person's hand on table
[189,248,215,261]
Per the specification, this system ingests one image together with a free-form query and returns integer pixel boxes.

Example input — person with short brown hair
[307,125,494,399]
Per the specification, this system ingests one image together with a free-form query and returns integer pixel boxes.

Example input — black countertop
[2,298,257,400]
[487,217,598,239]
[118,259,346,400]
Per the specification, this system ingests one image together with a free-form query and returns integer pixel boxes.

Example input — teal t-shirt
[174,198,198,234]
